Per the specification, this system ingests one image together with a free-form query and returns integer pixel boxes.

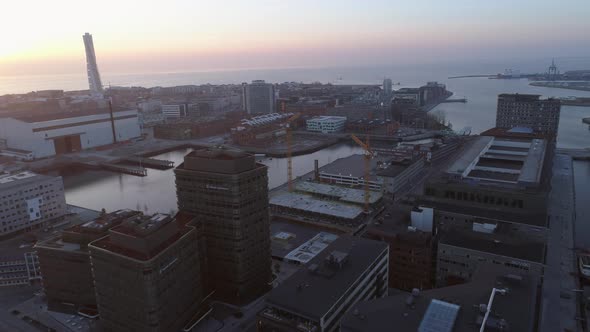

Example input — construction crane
[286,113,302,192]
[351,134,374,213]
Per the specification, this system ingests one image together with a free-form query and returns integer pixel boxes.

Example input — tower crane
[350,134,374,213]
[286,113,302,192]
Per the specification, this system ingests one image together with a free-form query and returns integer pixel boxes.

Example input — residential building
[306,116,347,133]
[83,33,103,96]
[35,209,141,311]
[257,236,389,332]
[243,80,276,115]
[175,147,271,303]
[0,109,140,158]
[341,264,539,332]
[162,103,189,118]
[89,213,202,332]
[0,252,41,287]
[0,172,66,238]
[495,94,561,137]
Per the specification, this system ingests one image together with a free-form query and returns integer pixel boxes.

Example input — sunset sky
[1,0,589,76]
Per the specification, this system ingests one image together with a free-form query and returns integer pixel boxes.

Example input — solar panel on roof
[418,299,460,332]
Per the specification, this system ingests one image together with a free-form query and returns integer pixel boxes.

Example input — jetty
[121,156,174,170]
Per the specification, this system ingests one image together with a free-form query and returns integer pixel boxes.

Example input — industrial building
[270,181,383,228]
[0,172,66,238]
[230,112,294,146]
[257,236,389,332]
[35,209,141,311]
[418,134,551,287]
[88,213,202,332]
[243,80,276,115]
[0,108,140,158]
[496,94,561,137]
[341,264,539,332]
[306,116,347,133]
[175,147,271,303]
[318,154,424,195]
[436,228,545,287]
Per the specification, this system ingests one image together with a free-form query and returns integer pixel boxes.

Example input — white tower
[83,33,104,96]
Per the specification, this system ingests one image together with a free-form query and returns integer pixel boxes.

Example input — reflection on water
[59,144,365,214]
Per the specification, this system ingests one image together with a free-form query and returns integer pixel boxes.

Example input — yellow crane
[286,113,302,192]
[350,134,374,213]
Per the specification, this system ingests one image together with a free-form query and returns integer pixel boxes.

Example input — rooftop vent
[325,250,349,269]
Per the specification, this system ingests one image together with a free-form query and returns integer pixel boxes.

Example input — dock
[100,163,147,177]
[440,98,467,103]
[121,156,174,170]
[556,148,590,160]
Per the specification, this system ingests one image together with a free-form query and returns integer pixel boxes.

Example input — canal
[59,143,364,214]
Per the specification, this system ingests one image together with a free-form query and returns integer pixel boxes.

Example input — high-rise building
[89,213,202,332]
[0,171,67,238]
[382,78,392,94]
[82,33,104,96]
[175,147,271,303]
[243,80,276,115]
[35,209,141,311]
[495,94,561,137]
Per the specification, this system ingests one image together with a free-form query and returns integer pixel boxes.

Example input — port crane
[350,134,374,213]
[286,113,302,192]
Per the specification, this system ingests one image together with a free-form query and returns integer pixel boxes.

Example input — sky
[0,0,589,76]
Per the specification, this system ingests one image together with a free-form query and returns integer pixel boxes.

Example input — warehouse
[0,108,140,158]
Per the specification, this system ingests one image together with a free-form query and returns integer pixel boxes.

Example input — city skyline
[1,0,589,76]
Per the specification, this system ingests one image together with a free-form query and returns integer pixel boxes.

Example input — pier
[440,98,467,103]
[556,148,590,160]
[121,157,174,170]
[100,163,147,177]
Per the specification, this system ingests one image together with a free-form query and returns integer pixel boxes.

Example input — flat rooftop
[265,236,388,320]
[307,115,347,122]
[342,264,538,332]
[270,191,365,220]
[319,154,391,180]
[295,181,382,205]
[440,229,546,264]
[270,221,339,261]
[446,135,547,186]
[0,171,56,190]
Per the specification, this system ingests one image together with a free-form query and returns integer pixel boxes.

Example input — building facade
[306,116,347,133]
[89,213,202,332]
[243,80,276,115]
[258,236,389,332]
[82,33,103,96]
[0,172,66,238]
[496,94,561,136]
[35,209,141,311]
[175,148,272,303]
[0,109,140,158]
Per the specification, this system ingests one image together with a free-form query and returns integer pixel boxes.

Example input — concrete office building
[35,209,141,311]
[341,264,539,332]
[82,33,103,96]
[306,116,347,133]
[257,236,389,332]
[175,148,271,303]
[89,213,202,332]
[0,172,66,238]
[436,228,545,287]
[496,94,561,136]
[382,78,393,95]
[0,109,140,158]
[243,80,276,115]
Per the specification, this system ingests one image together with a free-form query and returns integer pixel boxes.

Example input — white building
[83,33,103,96]
[306,116,347,133]
[0,172,67,237]
[0,109,140,159]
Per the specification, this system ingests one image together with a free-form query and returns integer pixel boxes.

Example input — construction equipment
[286,113,302,192]
[350,134,375,213]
